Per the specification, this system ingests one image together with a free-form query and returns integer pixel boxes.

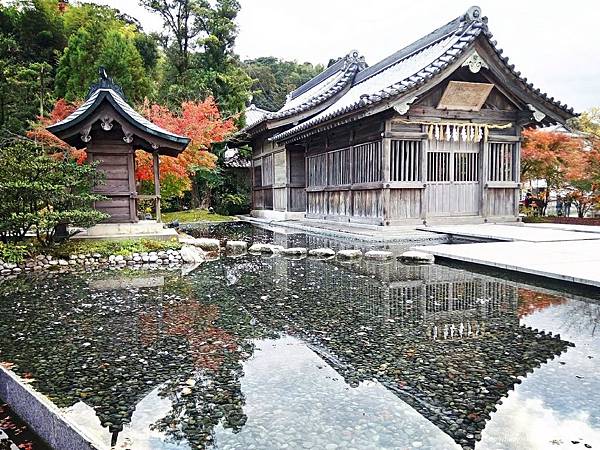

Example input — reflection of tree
[0,270,267,449]
[517,288,567,318]
[144,267,266,449]
[559,300,600,337]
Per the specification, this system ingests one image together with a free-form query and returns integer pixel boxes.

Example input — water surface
[0,224,598,450]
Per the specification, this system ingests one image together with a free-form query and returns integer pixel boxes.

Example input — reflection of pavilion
[235,257,572,449]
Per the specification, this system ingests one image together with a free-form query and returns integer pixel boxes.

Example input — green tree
[0,1,67,131]
[142,0,251,115]
[0,136,108,245]
[55,20,152,102]
[243,57,325,111]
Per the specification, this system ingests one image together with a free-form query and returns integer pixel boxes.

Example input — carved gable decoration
[437,81,494,112]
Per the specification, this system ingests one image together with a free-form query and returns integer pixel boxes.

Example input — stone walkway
[243,216,444,243]
[417,223,600,242]
[414,224,600,287]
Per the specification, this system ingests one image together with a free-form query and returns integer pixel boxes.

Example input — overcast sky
[90,0,600,112]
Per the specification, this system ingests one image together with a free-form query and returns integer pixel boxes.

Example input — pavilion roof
[273,6,576,144]
[47,74,190,156]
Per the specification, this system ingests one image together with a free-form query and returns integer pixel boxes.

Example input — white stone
[114,255,124,262]
[195,238,221,252]
[148,254,158,263]
[399,250,435,264]
[225,240,248,254]
[308,248,336,258]
[281,247,308,256]
[364,250,394,261]
[248,243,284,254]
[181,387,193,396]
[58,259,69,266]
[337,249,363,260]
[180,245,205,263]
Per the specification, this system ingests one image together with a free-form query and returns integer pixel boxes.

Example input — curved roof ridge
[353,10,472,86]
[272,6,576,143]
[289,54,352,101]
[272,17,484,142]
[47,88,190,155]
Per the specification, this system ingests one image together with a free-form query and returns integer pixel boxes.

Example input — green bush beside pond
[52,239,182,259]
[162,209,236,223]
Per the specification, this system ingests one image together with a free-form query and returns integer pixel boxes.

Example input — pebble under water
[0,224,599,450]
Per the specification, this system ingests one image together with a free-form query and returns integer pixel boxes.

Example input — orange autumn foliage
[517,288,566,318]
[521,128,585,187]
[27,99,87,164]
[135,98,236,189]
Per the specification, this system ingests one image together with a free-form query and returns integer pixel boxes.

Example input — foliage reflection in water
[0,225,599,450]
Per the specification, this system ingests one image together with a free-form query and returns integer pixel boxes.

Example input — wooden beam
[153,151,161,223]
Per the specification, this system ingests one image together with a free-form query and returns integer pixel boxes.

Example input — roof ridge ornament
[465,6,482,22]
[86,66,126,100]
[462,51,489,73]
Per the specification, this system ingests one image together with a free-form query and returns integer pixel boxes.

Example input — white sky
[89,0,600,111]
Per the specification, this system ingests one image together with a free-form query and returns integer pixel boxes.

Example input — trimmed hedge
[522,216,600,226]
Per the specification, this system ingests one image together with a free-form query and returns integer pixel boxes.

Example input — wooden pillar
[419,137,429,222]
[382,120,391,225]
[481,139,489,220]
[514,125,523,217]
[153,151,161,222]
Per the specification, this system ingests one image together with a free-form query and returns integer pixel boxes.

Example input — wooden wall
[87,128,137,223]
[251,65,525,224]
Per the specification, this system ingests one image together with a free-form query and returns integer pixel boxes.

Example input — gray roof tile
[273,6,575,143]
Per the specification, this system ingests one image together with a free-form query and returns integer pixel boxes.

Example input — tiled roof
[47,87,190,152]
[223,148,251,168]
[240,50,367,134]
[244,104,272,129]
[273,6,575,143]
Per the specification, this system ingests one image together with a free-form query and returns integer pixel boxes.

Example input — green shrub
[0,138,108,245]
[52,238,181,258]
[215,193,250,215]
[0,242,31,264]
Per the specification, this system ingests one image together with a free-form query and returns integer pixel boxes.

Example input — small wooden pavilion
[233,6,576,226]
[47,68,190,223]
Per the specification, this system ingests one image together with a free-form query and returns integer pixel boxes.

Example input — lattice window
[427,151,451,182]
[391,140,421,182]
[353,141,382,183]
[327,148,351,185]
[454,152,479,182]
[307,154,327,186]
[488,143,515,182]
[262,154,273,186]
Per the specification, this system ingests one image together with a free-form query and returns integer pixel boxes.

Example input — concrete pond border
[0,366,103,450]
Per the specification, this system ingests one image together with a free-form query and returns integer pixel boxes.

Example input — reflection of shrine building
[238,257,572,449]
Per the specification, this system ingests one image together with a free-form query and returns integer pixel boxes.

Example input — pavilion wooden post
[153,151,161,222]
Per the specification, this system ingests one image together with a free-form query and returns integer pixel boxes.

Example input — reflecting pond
[0,224,599,450]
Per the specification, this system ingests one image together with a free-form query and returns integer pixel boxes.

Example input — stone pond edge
[0,366,103,450]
